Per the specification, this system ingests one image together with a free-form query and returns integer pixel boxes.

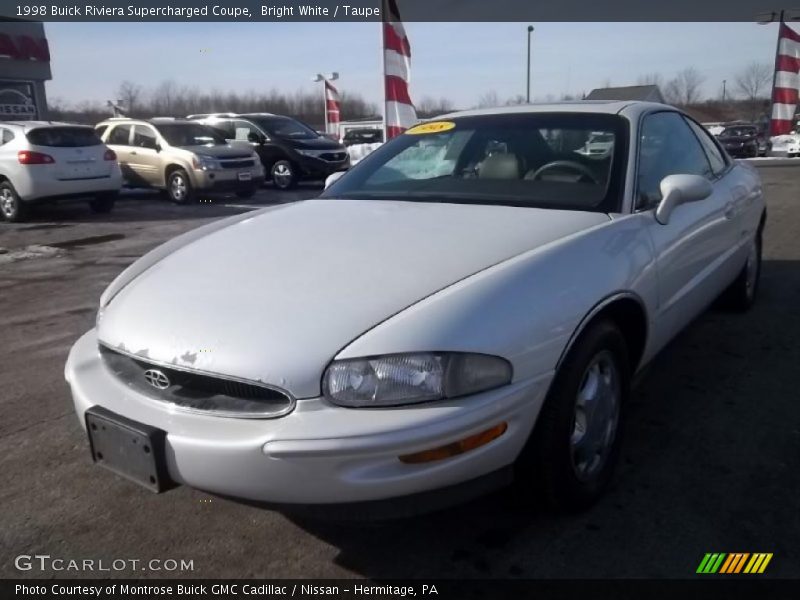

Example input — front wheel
[271,160,297,190]
[516,320,629,511]
[0,181,27,222]
[166,169,194,204]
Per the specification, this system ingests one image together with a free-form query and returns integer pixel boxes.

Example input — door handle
[724,202,735,220]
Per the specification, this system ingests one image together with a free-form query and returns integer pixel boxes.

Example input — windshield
[323,113,628,212]
[720,127,756,138]
[156,123,226,147]
[250,117,319,140]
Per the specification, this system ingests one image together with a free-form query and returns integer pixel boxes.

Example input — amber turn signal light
[399,422,508,464]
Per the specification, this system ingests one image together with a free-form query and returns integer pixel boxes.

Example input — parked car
[715,124,768,158]
[342,128,384,146]
[0,121,121,222]
[66,102,765,513]
[95,117,264,203]
[575,131,615,159]
[190,113,349,190]
[769,131,800,157]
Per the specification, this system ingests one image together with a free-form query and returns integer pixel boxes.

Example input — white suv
[0,121,123,222]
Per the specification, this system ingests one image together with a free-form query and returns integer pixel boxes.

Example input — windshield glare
[252,117,318,140]
[156,123,226,146]
[323,113,627,212]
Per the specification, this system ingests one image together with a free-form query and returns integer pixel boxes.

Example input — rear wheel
[166,168,194,204]
[271,160,297,190]
[516,320,629,511]
[0,181,27,222]
[720,231,762,311]
[89,193,117,214]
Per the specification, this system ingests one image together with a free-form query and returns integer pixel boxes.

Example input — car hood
[287,136,345,151]
[98,199,609,398]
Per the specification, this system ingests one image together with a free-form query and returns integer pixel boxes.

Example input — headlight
[323,352,512,407]
[193,154,219,170]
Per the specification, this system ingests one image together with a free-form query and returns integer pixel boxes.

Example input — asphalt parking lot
[1,169,799,580]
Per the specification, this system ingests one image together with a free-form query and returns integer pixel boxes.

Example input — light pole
[312,72,339,134]
[722,80,727,102]
[526,25,534,103]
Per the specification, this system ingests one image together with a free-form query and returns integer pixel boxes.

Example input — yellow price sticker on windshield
[405,121,456,135]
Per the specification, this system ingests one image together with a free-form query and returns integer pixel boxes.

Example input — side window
[207,119,234,139]
[684,117,727,176]
[95,124,108,139]
[132,125,158,150]
[0,128,13,145]
[232,120,259,142]
[107,124,132,146]
[637,112,713,208]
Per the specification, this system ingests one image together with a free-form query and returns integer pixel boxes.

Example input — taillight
[104,149,117,161]
[18,150,55,165]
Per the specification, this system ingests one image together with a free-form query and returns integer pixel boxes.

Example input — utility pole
[722,80,727,102]
[526,25,534,103]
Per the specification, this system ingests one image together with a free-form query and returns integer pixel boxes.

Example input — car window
[155,124,226,147]
[637,111,713,209]
[232,120,259,142]
[324,113,628,213]
[206,119,234,139]
[684,117,727,176]
[132,125,159,150]
[26,127,102,147]
[95,124,108,139]
[0,128,13,145]
[107,124,132,146]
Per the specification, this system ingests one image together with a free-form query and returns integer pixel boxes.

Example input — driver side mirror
[655,174,713,225]
[324,170,346,189]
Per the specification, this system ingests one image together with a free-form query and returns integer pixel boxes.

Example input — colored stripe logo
[697,553,773,574]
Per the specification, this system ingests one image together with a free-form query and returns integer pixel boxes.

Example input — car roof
[0,120,94,131]
[437,101,675,120]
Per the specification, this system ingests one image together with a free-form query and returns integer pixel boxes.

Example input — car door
[104,124,135,183]
[129,125,162,187]
[637,111,739,347]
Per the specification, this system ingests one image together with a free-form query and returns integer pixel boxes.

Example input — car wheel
[0,181,27,222]
[89,193,117,214]
[167,168,194,204]
[517,319,629,511]
[235,187,257,199]
[721,231,762,311]
[271,160,297,190]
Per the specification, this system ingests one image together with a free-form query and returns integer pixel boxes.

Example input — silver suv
[96,118,265,203]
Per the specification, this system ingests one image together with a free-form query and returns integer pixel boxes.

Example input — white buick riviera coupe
[66,102,765,514]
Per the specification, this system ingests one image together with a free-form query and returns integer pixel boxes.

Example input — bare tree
[505,94,527,106]
[476,91,500,109]
[664,67,706,106]
[416,96,455,118]
[116,81,143,115]
[735,62,772,119]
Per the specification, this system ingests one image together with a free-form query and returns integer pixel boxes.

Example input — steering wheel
[527,160,599,184]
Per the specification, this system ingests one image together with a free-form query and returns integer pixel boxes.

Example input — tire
[235,187,257,199]
[720,230,762,312]
[516,319,630,511]
[271,160,297,190]
[0,181,27,223]
[166,168,194,204]
[89,193,117,214]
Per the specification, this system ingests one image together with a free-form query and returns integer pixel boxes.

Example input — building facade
[0,21,51,121]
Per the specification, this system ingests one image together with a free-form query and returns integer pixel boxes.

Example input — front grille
[319,152,347,162]
[100,345,294,419]
[220,159,256,169]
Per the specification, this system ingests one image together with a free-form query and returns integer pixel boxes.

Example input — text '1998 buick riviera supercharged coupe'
[65,102,765,514]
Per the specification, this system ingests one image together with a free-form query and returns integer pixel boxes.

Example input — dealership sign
[0,84,38,119]
[0,33,50,62]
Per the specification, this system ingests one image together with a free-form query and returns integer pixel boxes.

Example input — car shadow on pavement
[282,259,800,578]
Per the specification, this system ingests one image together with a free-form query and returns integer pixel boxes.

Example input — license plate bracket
[238,171,252,181]
[85,406,170,493]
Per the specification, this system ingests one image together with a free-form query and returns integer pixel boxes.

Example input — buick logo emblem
[143,369,170,390]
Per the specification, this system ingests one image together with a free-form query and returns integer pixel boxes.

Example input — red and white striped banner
[324,79,341,136]
[383,0,416,139]
[770,22,800,136]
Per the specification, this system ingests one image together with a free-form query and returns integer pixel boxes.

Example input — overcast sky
[45,21,781,109]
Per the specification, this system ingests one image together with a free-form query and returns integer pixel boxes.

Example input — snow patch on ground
[0,245,65,265]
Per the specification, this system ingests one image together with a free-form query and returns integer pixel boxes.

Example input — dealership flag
[770,22,800,135]
[325,79,341,136]
[383,0,417,138]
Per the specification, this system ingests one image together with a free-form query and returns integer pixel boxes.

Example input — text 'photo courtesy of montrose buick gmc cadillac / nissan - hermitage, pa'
[65,101,765,514]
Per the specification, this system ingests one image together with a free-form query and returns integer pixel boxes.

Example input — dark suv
[190,113,349,189]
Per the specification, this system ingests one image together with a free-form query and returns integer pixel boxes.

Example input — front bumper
[65,329,550,506]
[192,167,265,192]
[294,154,349,179]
